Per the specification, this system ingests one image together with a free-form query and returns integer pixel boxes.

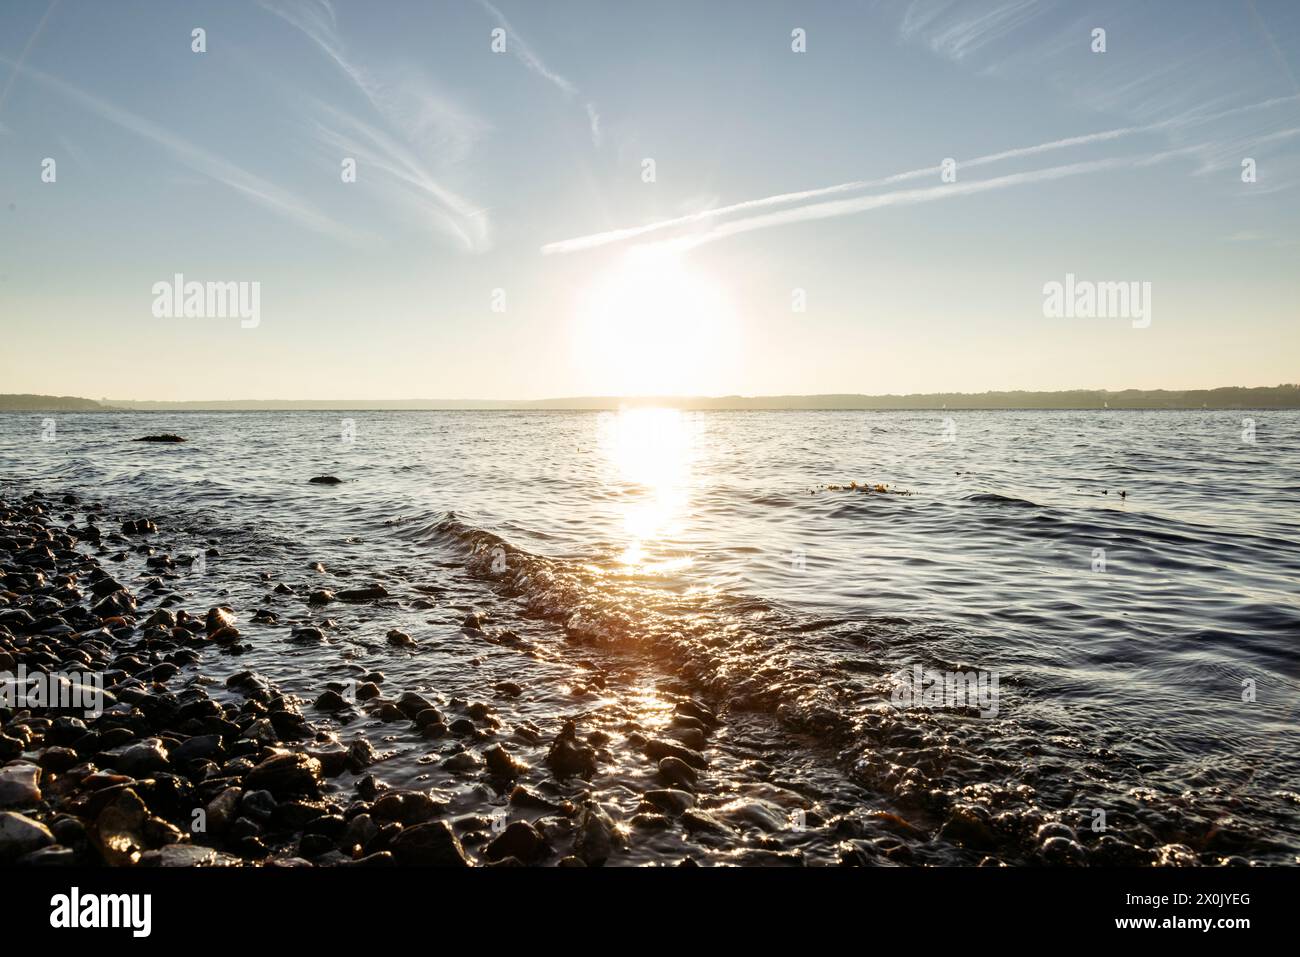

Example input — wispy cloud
[260,0,491,251]
[0,0,58,115]
[891,0,1300,193]
[476,0,602,147]
[310,100,491,252]
[900,0,1047,62]
[0,54,360,243]
[543,95,1299,256]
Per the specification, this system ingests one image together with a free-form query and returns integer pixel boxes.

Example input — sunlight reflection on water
[599,407,697,571]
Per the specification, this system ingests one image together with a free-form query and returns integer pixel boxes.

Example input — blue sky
[2,0,1298,400]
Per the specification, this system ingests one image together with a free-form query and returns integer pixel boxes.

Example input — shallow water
[3,408,1297,864]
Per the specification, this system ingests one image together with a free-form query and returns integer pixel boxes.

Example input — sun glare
[572,246,739,396]
[599,407,696,569]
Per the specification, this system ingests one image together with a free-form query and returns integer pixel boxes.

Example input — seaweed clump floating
[812,481,913,496]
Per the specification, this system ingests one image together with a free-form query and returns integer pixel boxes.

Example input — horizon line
[3,384,1298,412]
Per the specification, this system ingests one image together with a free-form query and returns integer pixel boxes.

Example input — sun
[571,246,739,396]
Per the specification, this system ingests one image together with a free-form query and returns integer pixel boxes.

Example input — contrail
[657,148,1196,253]
[477,0,602,147]
[541,94,1300,255]
[0,0,58,115]
[0,54,361,243]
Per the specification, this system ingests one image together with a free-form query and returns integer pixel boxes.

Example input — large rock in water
[392,821,471,866]
[337,585,388,602]
[546,720,597,779]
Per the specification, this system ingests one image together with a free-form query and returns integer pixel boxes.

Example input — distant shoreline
[2,386,1298,412]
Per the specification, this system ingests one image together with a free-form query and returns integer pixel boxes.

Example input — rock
[484,744,526,778]
[675,700,718,726]
[546,721,597,779]
[441,751,482,772]
[681,808,733,835]
[413,708,444,729]
[205,787,242,834]
[1154,843,1201,867]
[484,820,545,863]
[631,812,671,830]
[574,802,617,865]
[244,753,323,798]
[645,738,707,769]
[143,608,177,629]
[19,845,78,866]
[242,718,279,745]
[386,629,414,647]
[92,788,150,866]
[205,606,236,634]
[0,764,42,807]
[38,746,79,772]
[666,727,707,751]
[307,590,336,606]
[308,476,343,485]
[1040,835,1086,865]
[141,845,239,867]
[719,798,787,832]
[657,756,698,790]
[346,737,376,772]
[1035,821,1076,843]
[89,577,127,598]
[91,590,136,618]
[392,821,471,866]
[371,789,445,825]
[939,805,998,851]
[508,785,561,812]
[104,737,170,777]
[240,790,277,823]
[467,702,495,721]
[643,789,695,816]
[0,811,55,863]
[172,734,225,765]
[340,813,379,852]
[134,434,185,443]
[314,689,349,712]
[338,585,389,602]
[395,691,435,719]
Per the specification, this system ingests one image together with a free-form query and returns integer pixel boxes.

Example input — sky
[1,0,1298,401]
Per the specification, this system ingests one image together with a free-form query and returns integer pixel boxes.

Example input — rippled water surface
[3,409,1297,864]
